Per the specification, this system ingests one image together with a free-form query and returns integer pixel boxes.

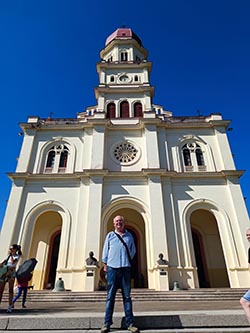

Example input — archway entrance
[190,209,229,288]
[28,210,62,290]
[106,208,148,288]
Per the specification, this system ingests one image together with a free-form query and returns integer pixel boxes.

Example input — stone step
[2,288,247,302]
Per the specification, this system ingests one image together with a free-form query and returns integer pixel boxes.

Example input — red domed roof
[105,28,142,46]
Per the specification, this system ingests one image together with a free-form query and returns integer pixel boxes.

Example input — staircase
[2,287,247,302]
[1,288,249,332]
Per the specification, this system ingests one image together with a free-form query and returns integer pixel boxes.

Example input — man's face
[113,216,125,233]
[246,230,250,243]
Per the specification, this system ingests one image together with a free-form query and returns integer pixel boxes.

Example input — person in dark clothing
[12,273,32,309]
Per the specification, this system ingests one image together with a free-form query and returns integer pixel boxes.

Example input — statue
[157,253,169,265]
[85,251,99,267]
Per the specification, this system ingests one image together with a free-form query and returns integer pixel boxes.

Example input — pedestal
[84,265,99,291]
[155,265,169,290]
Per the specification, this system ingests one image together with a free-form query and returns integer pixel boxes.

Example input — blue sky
[0,0,249,229]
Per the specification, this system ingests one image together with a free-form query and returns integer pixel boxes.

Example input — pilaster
[144,125,160,168]
[214,126,235,169]
[16,129,36,172]
[84,175,104,264]
[91,125,105,169]
[0,179,25,258]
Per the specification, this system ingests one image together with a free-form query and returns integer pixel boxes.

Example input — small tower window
[110,76,115,82]
[120,101,129,118]
[121,52,128,62]
[134,75,139,82]
[107,103,116,118]
[134,102,143,117]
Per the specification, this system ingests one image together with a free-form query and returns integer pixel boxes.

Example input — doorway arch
[28,210,62,290]
[190,209,229,288]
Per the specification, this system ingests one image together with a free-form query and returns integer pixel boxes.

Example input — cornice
[19,116,231,132]
[94,85,154,96]
[96,61,152,72]
[7,169,245,181]
[100,39,148,58]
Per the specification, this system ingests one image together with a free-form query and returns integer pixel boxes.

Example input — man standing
[240,228,250,323]
[101,215,139,333]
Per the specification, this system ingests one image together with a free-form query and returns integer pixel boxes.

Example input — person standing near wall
[0,244,22,313]
[101,215,139,333]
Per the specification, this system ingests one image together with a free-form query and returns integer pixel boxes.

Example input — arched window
[134,75,139,82]
[46,150,55,169]
[195,145,205,166]
[181,142,206,172]
[134,102,143,117]
[110,76,115,82]
[182,144,192,167]
[45,144,69,173]
[120,101,129,118]
[107,103,116,118]
[59,148,69,170]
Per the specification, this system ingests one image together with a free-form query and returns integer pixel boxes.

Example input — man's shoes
[22,304,26,308]
[128,324,139,333]
[100,325,110,333]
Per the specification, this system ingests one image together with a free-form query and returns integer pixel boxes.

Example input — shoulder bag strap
[113,232,132,266]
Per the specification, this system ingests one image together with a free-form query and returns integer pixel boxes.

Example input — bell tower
[94,27,155,117]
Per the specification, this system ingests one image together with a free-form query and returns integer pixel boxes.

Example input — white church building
[0,27,249,292]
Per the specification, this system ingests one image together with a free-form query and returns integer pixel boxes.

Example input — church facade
[0,28,249,291]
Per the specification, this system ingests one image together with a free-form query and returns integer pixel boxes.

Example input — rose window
[113,142,138,164]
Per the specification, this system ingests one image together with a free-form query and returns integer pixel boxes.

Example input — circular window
[118,74,131,83]
[111,141,140,165]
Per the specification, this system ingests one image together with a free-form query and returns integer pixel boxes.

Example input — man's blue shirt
[102,230,136,268]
